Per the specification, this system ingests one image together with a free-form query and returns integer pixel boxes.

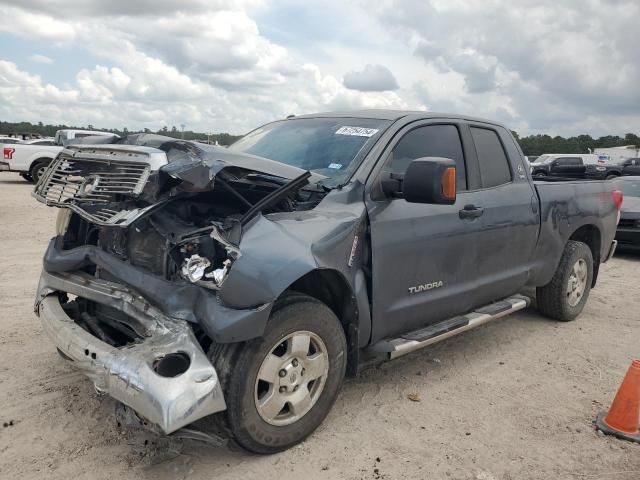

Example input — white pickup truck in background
[1,129,118,182]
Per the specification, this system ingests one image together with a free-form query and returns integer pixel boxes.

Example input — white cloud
[343,64,399,92]
[0,0,639,136]
[28,54,53,64]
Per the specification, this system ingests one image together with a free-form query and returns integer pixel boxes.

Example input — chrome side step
[372,295,530,360]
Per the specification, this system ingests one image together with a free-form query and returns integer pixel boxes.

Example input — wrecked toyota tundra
[34,110,621,453]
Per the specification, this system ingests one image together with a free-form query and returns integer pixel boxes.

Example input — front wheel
[536,240,593,321]
[605,174,619,180]
[209,294,347,453]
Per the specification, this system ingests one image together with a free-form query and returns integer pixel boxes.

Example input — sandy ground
[0,171,638,480]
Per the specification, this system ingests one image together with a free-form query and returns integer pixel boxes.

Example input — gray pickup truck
[33,110,621,453]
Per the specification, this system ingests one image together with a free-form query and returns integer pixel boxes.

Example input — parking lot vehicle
[33,110,621,453]
[1,129,117,182]
[615,177,640,250]
[618,158,640,176]
[0,136,23,144]
[529,153,623,180]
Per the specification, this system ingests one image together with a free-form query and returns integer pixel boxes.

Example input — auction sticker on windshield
[335,126,379,137]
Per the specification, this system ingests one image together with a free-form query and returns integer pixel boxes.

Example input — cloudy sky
[0,0,638,136]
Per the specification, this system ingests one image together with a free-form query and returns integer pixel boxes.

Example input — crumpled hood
[35,133,327,228]
[115,133,326,189]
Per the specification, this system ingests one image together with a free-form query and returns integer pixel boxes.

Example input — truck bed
[526,179,619,287]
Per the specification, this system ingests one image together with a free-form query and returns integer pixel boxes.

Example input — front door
[366,122,485,342]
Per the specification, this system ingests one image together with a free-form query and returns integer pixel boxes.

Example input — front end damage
[33,134,329,434]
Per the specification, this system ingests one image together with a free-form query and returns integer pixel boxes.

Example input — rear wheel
[605,174,619,180]
[19,172,34,183]
[208,294,347,453]
[536,240,593,321]
[30,160,50,183]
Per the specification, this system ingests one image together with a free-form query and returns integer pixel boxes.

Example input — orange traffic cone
[595,359,640,443]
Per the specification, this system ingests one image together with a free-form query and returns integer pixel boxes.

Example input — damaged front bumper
[36,270,227,434]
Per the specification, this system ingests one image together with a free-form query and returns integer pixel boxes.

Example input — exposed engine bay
[34,134,329,347]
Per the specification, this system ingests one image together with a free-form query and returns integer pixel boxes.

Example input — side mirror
[382,157,457,204]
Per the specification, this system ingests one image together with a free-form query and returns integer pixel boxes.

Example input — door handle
[459,204,484,219]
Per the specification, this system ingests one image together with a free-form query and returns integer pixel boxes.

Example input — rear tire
[605,174,619,180]
[536,240,593,321]
[207,294,347,454]
[19,172,34,183]
[30,160,50,183]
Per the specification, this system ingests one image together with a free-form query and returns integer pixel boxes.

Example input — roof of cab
[292,109,504,126]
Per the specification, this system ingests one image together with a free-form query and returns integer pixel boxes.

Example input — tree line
[512,131,639,156]
[1,120,638,155]
[0,121,242,146]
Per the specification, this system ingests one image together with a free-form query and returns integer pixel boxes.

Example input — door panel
[366,121,483,342]
[472,182,539,305]
[550,157,585,177]
[367,192,484,342]
[468,126,539,305]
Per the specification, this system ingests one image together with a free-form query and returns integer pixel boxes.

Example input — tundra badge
[408,281,444,294]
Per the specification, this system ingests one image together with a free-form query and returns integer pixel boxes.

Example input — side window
[470,127,512,188]
[388,124,467,190]
[555,157,582,166]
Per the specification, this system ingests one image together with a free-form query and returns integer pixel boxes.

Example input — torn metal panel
[36,270,226,434]
[41,238,273,343]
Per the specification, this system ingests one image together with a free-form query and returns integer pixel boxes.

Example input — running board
[372,295,530,360]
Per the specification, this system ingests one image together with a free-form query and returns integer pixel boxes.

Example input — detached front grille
[34,147,157,227]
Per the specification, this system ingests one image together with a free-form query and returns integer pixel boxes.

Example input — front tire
[209,294,347,453]
[536,240,593,321]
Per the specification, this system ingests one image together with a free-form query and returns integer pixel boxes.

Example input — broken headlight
[180,254,232,286]
[181,254,211,282]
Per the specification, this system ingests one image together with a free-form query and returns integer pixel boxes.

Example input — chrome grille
[38,156,149,202]
[34,153,153,226]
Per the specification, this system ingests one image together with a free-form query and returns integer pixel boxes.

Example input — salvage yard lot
[0,172,638,480]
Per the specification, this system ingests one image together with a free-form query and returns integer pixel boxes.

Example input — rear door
[549,157,585,177]
[466,125,539,306]
[366,121,485,342]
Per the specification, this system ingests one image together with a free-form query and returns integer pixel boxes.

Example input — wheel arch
[28,155,54,175]
[283,268,365,377]
[568,224,601,286]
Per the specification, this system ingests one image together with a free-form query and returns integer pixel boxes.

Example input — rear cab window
[470,127,512,188]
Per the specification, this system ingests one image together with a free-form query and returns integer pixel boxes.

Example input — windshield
[618,178,640,197]
[534,155,551,164]
[228,117,390,186]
